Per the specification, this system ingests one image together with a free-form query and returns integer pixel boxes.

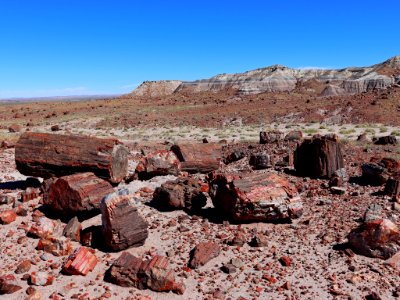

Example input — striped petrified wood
[15,132,129,184]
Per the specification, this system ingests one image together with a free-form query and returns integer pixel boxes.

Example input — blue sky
[0,0,399,98]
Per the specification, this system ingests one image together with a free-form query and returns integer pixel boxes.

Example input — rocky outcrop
[129,80,182,97]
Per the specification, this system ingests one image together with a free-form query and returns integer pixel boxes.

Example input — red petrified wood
[62,247,97,276]
[15,132,129,183]
[171,143,221,173]
[105,252,185,294]
[43,172,114,214]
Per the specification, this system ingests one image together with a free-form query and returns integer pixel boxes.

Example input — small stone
[15,260,31,274]
[279,256,292,267]
[63,217,82,242]
[30,272,54,286]
[189,242,221,269]
[221,263,236,274]
[0,210,17,224]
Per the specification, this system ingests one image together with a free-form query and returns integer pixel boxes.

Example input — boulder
[62,247,97,276]
[361,158,399,185]
[152,178,207,211]
[189,242,221,269]
[43,172,114,215]
[260,131,284,144]
[209,172,303,222]
[224,150,246,164]
[28,217,62,239]
[171,143,221,173]
[135,150,181,180]
[374,135,397,145]
[384,176,400,202]
[100,192,148,251]
[284,130,303,141]
[294,134,344,178]
[348,218,400,259]
[105,252,185,295]
[8,124,22,133]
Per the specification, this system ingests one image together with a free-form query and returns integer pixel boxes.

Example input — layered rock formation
[130,56,400,96]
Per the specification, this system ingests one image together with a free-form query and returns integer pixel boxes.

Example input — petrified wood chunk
[259,130,284,144]
[63,217,82,242]
[209,172,303,222]
[189,242,221,269]
[105,252,185,294]
[152,178,207,211]
[171,143,221,173]
[15,132,129,183]
[100,192,148,251]
[385,176,400,202]
[43,172,114,215]
[62,247,97,276]
[135,150,181,179]
[294,134,344,178]
[348,218,400,259]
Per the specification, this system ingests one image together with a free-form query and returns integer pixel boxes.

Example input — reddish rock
[171,143,221,174]
[284,130,303,141]
[348,219,400,259]
[0,274,22,294]
[105,252,185,295]
[279,256,292,267]
[152,178,207,211]
[30,272,54,286]
[37,236,73,256]
[43,172,114,215]
[189,242,221,269]
[294,134,344,178]
[15,260,32,274]
[374,135,397,145]
[100,192,148,251]
[62,247,97,276]
[63,217,82,242]
[249,152,271,170]
[0,210,17,224]
[385,251,400,270]
[135,150,181,179]
[28,217,62,239]
[209,172,303,222]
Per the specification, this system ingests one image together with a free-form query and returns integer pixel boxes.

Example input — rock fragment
[62,247,97,276]
[63,217,82,242]
[0,210,17,224]
[0,274,22,294]
[189,242,221,269]
[135,150,181,179]
[30,272,54,286]
[105,252,185,294]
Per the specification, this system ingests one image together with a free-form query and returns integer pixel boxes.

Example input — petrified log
[259,130,284,144]
[294,134,344,178]
[62,247,97,276]
[171,143,221,173]
[43,172,114,215]
[209,172,303,222]
[135,150,181,180]
[15,132,129,183]
[385,176,400,202]
[105,252,185,294]
[100,192,148,251]
[152,178,207,211]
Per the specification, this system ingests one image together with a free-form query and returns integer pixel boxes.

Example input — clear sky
[0,0,399,98]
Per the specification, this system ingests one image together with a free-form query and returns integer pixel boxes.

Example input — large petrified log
[43,172,114,215]
[105,252,185,294]
[171,143,221,173]
[100,191,148,251]
[15,132,129,183]
[209,172,303,222]
[294,134,344,178]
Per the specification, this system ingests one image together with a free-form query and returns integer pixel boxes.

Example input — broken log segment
[294,134,344,179]
[171,143,221,173]
[43,172,114,215]
[15,132,129,183]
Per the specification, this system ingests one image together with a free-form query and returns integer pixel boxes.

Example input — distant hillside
[128,56,400,98]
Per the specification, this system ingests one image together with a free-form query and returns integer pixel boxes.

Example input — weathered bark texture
[209,172,303,222]
[15,132,129,183]
[105,252,185,294]
[100,192,148,251]
[43,172,114,214]
[294,134,344,178]
[171,143,221,173]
